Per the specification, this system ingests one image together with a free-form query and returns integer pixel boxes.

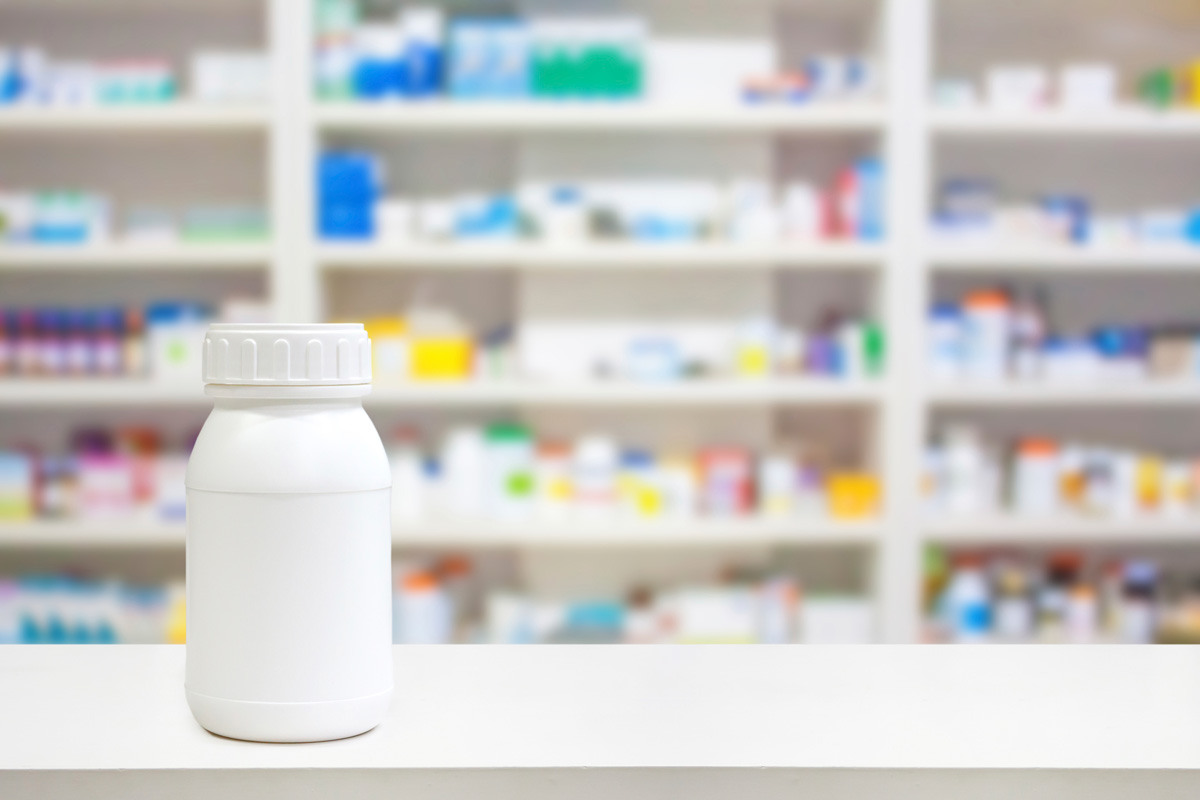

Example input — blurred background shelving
[3,0,1200,646]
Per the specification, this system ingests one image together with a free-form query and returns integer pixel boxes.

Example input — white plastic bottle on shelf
[573,435,619,518]
[992,563,1033,641]
[442,426,486,518]
[927,303,964,381]
[1012,438,1060,515]
[394,571,452,644]
[941,425,996,515]
[961,289,1011,381]
[484,423,535,519]
[781,182,821,240]
[389,429,425,522]
[1009,291,1047,381]
[943,555,991,643]
[185,323,392,743]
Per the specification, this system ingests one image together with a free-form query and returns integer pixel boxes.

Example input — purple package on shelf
[806,334,838,375]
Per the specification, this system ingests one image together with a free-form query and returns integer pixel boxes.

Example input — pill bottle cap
[202,323,371,386]
[963,290,1009,310]
[1018,438,1058,457]
[403,572,439,592]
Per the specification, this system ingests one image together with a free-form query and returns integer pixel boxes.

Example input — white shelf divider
[315,101,887,133]
[927,382,1200,408]
[0,518,879,549]
[0,379,880,408]
[878,0,932,643]
[369,379,882,407]
[924,515,1200,544]
[931,107,1200,137]
[928,243,1200,271]
[0,104,269,133]
[0,243,271,271]
[0,381,205,407]
[317,241,884,271]
[0,520,186,548]
[393,517,881,548]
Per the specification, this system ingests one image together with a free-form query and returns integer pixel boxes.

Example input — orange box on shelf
[827,472,881,519]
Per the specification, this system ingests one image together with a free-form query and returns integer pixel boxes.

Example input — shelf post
[269,0,318,322]
[880,0,933,642]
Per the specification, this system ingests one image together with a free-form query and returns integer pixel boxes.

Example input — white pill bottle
[185,323,392,742]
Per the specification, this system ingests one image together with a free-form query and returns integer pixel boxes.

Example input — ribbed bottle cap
[202,323,371,386]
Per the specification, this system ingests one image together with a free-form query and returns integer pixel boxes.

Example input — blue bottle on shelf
[403,8,445,98]
[317,152,381,240]
[352,26,407,99]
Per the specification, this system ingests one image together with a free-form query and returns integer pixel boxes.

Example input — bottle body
[185,390,392,742]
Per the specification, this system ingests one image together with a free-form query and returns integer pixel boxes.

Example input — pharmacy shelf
[0,379,880,408]
[0,104,269,134]
[0,380,204,407]
[392,517,879,547]
[927,382,1200,408]
[314,101,886,134]
[0,520,185,548]
[930,107,1200,137]
[368,379,882,407]
[924,515,1200,544]
[0,518,879,549]
[928,243,1200,271]
[0,243,272,271]
[318,242,884,271]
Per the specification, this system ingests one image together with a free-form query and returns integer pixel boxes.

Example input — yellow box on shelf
[411,337,473,380]
[0,453,35,521]
[362,310,475,382]
[828,473,881,520]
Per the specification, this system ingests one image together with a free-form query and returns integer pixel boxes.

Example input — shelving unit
[3,0,1199,644]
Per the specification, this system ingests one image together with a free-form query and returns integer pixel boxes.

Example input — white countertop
[2,645,1199,799]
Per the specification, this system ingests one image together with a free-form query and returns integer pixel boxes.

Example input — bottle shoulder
[186,403,391,494]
